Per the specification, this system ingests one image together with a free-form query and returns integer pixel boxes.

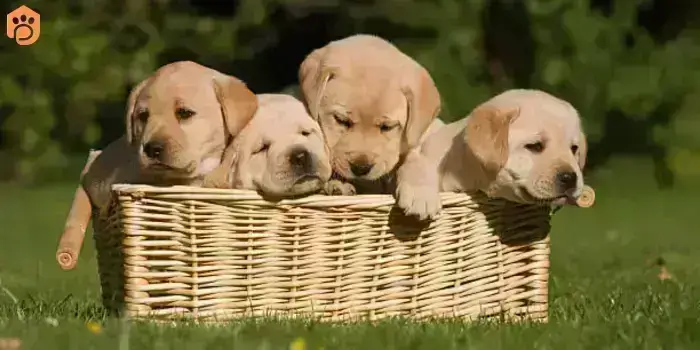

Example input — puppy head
[465,89,587,204]
[298,35,441,181]
[125,61,257,181]
[231,94,332,198]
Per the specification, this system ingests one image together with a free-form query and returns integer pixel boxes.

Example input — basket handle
[575,185,595,208]
[56,150,101,270]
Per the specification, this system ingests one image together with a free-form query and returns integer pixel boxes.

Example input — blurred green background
[1,0,699,185]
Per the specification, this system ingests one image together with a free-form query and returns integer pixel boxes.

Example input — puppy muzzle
[555,171,578,193]
[138,139,196,177]
[336,155,378,180]
[523,169,582,205]
[289,147,316,176]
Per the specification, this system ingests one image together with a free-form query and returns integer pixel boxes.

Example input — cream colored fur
[298,34,441,195]
[396,89,588,220]
[81,61,258,217]
[203,94,332,198]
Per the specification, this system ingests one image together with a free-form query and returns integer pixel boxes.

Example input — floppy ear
[213,74,258,138]
[577,130,588,171]
[465,105,520,179]
[298,47,332,121]
[402,67,441,149]
[124,77,151,146]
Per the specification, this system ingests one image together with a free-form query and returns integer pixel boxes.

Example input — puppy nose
[349,161,373,177]
[143,141,165,160]
[556,171,578,190]
[290,148,312,168]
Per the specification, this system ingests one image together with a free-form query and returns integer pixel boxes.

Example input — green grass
[1,157,699,349]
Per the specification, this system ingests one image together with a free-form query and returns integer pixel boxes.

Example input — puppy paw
[324,179,357,196]
[395,181,442,221]
[200,167,232,189]
[201,176,226,189]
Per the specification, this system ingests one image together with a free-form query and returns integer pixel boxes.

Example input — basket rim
[110,184,497,208]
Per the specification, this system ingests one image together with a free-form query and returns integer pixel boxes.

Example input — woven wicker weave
[93,184,556,322]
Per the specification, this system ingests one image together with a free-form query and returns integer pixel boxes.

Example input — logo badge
[6,5,40,46]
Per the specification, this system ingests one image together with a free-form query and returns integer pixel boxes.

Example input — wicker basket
[91,184,576,323]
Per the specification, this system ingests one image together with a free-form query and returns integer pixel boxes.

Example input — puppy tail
[56,150,101,270]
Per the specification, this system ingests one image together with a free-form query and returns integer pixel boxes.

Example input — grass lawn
[0,157,699,349]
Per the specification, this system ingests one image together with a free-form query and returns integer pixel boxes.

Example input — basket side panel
[187,199,287,319]
[120,196,201,317]
[468,202,551,322]
[111,188,552,323]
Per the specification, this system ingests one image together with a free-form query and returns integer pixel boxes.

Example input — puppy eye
[571,145,579,154]
[136,110,149,123]
[525,142,544,153]
[333,114,353,128]
[379,123,398,133]
[301,130,311,137]
[176,108,196,120]
[254,142,270,154]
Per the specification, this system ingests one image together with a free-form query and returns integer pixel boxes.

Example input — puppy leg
[395,148,442,220]
[323,179,357,196]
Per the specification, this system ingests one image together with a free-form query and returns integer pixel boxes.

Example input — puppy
[203,94,332,198]
[396,89,588,220]
[82,61,258,216]
[298,34,441,195]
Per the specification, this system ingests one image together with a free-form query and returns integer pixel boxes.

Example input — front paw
[202,148,237,189]
[324,179,357,196]
[395,181,442,221]
[201,168,231,189]
[201,176,227,189]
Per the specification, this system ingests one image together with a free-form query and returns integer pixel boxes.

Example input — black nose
[349,161,373,177]
[289,148,312,171]
[556,171,578,190]
[143,141,165,160]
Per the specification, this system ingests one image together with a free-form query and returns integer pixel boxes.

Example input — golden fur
[298,34,441,195]
[203,94,332,198]
[81,61,258,216]
[396,89,588,220]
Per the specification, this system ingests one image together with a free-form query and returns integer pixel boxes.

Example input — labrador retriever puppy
[298,34,441,195]
[396,89,588,220]
[82,60,258,217]
[203,94,332,198]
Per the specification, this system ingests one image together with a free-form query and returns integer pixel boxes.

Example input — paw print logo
[6,5,40,46]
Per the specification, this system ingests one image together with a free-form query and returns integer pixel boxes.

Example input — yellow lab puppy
[204,94,332,198]
[82,61,258,217]
[57,61,258,270]
[396,89,588,220]
[298,34,442,195]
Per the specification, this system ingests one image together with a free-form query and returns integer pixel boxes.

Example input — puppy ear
[213,74,258,138]
[402,67,441,149]
[465,105,520,179]
[298,47,332,121]
[577,130,588,171]
[124,77,151,146]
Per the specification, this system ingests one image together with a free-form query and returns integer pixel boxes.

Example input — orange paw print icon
[6,5,40,46]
